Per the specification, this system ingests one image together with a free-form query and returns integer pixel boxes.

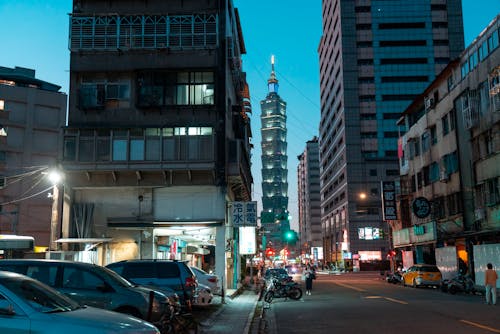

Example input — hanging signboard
[231,201,257,227]
[239,226,256,255]
[381,181,397,220]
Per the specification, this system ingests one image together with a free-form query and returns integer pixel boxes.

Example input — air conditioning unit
[439,171,449,182]
[424,97,435,110]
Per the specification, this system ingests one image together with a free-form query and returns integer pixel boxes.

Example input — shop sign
[381,181,397,220]
[231,201,257,227]
[412,197,431,218]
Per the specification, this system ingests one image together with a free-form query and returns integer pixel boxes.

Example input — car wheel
[412,279,418,288]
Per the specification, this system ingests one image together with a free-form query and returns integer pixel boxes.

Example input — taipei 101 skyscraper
[260,56,289,248]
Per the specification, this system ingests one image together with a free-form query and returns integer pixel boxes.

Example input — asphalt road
[263,272,499,334]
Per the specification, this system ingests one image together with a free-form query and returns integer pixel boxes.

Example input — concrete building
[318,0,464,270]
[396,15,500,272]
[0,66,67,249]
[297,137,322,260]
[59,0,252,289]
[260,57,289,250]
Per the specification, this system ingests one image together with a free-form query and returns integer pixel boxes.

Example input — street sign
[230,201,257,227]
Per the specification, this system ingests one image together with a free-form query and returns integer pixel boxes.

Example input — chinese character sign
[231,201,258,227]
[381,181,397,220]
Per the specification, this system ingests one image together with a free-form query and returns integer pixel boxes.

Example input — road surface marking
[460,320,500,333]
[335,282,366,292]
[364,295,408,304]
[383,297,408,305]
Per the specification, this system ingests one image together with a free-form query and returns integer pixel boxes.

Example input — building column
[215,225,226,292]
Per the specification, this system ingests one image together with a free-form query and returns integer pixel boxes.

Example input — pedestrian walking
[484,263,498,305]
[303,264,316,295]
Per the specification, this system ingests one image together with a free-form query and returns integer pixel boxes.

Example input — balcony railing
[69,14,218,51]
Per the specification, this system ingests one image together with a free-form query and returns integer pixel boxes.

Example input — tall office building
[297,137,321,257]
[260,57,289,248]
[318,0,464,269]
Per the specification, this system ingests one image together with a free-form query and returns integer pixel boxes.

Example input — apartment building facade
[397,15,500,272]
[60,0,252,288]
[318,0,464,269]
[0,66,67,250]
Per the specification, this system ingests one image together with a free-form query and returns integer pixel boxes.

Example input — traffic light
[265,247,275,257]
[281,229,298,244]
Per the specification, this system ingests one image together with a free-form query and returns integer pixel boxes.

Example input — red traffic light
[265,248,275,257]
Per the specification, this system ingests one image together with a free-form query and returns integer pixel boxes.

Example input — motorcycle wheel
[449,285,457,294]
[264,291,274,303]
[288,287,302,300]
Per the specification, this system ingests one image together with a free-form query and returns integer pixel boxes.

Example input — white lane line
[334,282,366,292]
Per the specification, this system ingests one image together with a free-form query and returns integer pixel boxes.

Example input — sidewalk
[199,288,260,334]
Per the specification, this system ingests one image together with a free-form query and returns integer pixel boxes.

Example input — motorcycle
[264,277,302,303]
[386,271,403,284]
[443,274,476,295]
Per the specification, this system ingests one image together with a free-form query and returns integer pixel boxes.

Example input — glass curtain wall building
[260,57,289,249]
[318,0,464,269]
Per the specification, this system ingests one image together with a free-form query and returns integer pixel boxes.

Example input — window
[78,130,95,162]
[112,130,128,161]
[488,32,499,52]
[64,137,76,161]
[137,71,214,107]
[369,169,377,176]
[62,267,104,290]
[130,129,144,161]
[430,162,439,182]
[442,114,450,136]
[421,131,430,153]
[414,138,420,156]
[443,151,458,174]
[430,126,437,145]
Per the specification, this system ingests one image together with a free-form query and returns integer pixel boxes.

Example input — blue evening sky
[0,1,498,230]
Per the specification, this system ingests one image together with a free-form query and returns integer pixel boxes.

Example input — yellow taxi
[402,264,442,288]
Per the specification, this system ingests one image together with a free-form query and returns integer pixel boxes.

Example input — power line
[0,185,53,206]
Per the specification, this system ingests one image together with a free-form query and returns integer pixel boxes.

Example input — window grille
[69,14,218,51]
[462,90,479,129]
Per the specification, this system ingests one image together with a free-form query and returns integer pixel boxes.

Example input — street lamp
[47,169,63,253]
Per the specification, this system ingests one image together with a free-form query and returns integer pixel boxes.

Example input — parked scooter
[264,277,302,303]
[443,274,476,295]
[386,270,403,284]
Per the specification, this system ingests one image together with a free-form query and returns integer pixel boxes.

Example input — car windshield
[0,276,80,313]
[94,266,135,288]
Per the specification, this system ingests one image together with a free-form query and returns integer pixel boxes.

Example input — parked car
[402,264,442,288]
[106,259,198,306]
[0,270,159,334]
[190,266,220,295]
[0,259,169,323]
[192,283,214,306]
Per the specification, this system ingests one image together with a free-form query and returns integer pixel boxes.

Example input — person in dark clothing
[304,264,316,295]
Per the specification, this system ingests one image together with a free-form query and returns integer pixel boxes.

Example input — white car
[0,271,159,334]
[190,266,221,295]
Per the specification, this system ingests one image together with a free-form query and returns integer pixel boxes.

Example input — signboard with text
[231,201,257,227]
[381,181,397,220]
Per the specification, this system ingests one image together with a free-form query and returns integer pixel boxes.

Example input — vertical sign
[245,201,257,226]
[231,202,245,226]
[381,181,397,220]
[239,226,256,255]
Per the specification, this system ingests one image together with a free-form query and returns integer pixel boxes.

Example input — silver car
[0,271,159,334]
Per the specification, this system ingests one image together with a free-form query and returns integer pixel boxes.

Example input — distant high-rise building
[260,56,289,248]
[318,0,464,269]
[297,137,321,256]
